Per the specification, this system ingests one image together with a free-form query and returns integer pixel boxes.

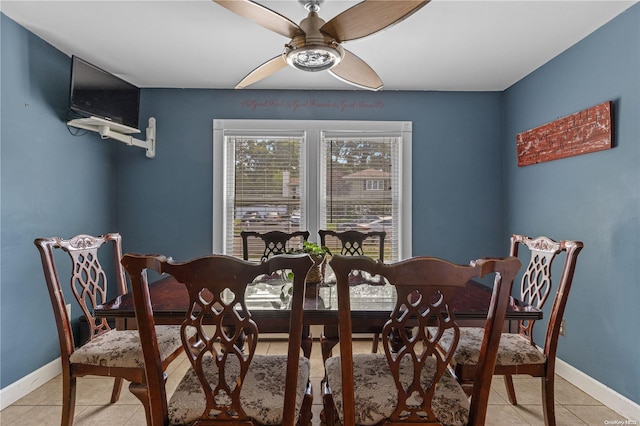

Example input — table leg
[373,327,414,353]
[301,325,312,358]
[320,325,339,363]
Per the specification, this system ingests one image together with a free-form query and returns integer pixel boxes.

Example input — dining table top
[95,270,542,332]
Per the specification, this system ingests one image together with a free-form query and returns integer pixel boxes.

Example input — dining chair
[318,229,387,354]
[122,252,315,426]
[34,233,186,425]
[439,235,584,426]
[318,229,386,261]
[240,230,310,261]
[240,230,313,357]
[323,254,521,426]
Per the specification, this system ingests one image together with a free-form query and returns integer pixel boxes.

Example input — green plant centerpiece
[274,242,332,309]
[288,241,331,284]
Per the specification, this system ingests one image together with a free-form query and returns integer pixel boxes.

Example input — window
[213,120,412,261]
[365,180,385,191]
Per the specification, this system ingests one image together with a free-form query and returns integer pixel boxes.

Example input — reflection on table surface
[243,266,391,311]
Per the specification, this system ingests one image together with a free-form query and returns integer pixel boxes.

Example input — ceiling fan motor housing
[284,11,344,72]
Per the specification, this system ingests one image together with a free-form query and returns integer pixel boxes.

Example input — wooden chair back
[122,252,314,425]
[509,235,584,357]
[318,229,386,260]
[240,230,310,261]
[35,233,126,356]
[329,254,521,425]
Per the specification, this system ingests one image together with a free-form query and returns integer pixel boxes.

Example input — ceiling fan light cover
[285,44,343,72]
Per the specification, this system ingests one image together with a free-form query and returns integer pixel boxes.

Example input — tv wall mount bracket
[67,116,156,158]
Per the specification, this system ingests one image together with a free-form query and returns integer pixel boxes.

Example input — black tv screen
[69,56,140,130]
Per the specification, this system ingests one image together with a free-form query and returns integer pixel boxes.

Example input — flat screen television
[69,56,140,130]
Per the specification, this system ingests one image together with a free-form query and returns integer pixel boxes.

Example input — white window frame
[213,119,412,259]
[365,180,385,191]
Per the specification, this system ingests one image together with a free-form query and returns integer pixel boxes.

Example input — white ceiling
[1,0,637,91]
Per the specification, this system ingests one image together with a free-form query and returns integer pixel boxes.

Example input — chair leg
[503,374,518,405]
[298,381,313,426]
[320,330,338,363]
[542,375,557,426]
[460,381,475,397]
[110,377,124,403]
[129,382,152,426]
[62,373,76,426]
[302,325,312,359]
[321,380,337,426]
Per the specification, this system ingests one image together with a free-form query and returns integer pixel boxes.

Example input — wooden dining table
[95,268,542,360]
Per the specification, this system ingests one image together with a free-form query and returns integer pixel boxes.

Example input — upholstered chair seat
[325,353,470,426]
[69,326,189,368]
[168,354,310,425]
[435,327,547,366]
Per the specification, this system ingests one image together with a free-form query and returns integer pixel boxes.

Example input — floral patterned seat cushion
[325,353,470,426]
[435,327,547,366]
[69,325,186,368]
[168,354,311,425]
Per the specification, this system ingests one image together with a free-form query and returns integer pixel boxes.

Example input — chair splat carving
[514,235,559,339]
[384,286,461,423]
[59,234,125,339]
[318,229,386,260]
[240,230,310,261]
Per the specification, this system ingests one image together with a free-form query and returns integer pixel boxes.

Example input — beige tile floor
[0,339,633,425]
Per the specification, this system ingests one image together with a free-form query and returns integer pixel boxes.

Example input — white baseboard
[555,356,640,421]
[0,358,61,410]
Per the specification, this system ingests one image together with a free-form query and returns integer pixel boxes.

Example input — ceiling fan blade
[329,49,383,91]
[321,0,430,42]
[213,0,302,39]
[236,55,288,89]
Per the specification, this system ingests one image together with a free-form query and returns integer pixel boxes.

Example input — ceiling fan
[214,0,430,91]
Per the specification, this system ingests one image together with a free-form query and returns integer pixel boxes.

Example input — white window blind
[224,134,305,259]
[320,135,399,260]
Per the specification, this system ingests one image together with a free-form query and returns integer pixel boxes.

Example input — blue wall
[503,4,640,403]
[2,3,639,407]
[1,14,118,387]
[117,89,504,263]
